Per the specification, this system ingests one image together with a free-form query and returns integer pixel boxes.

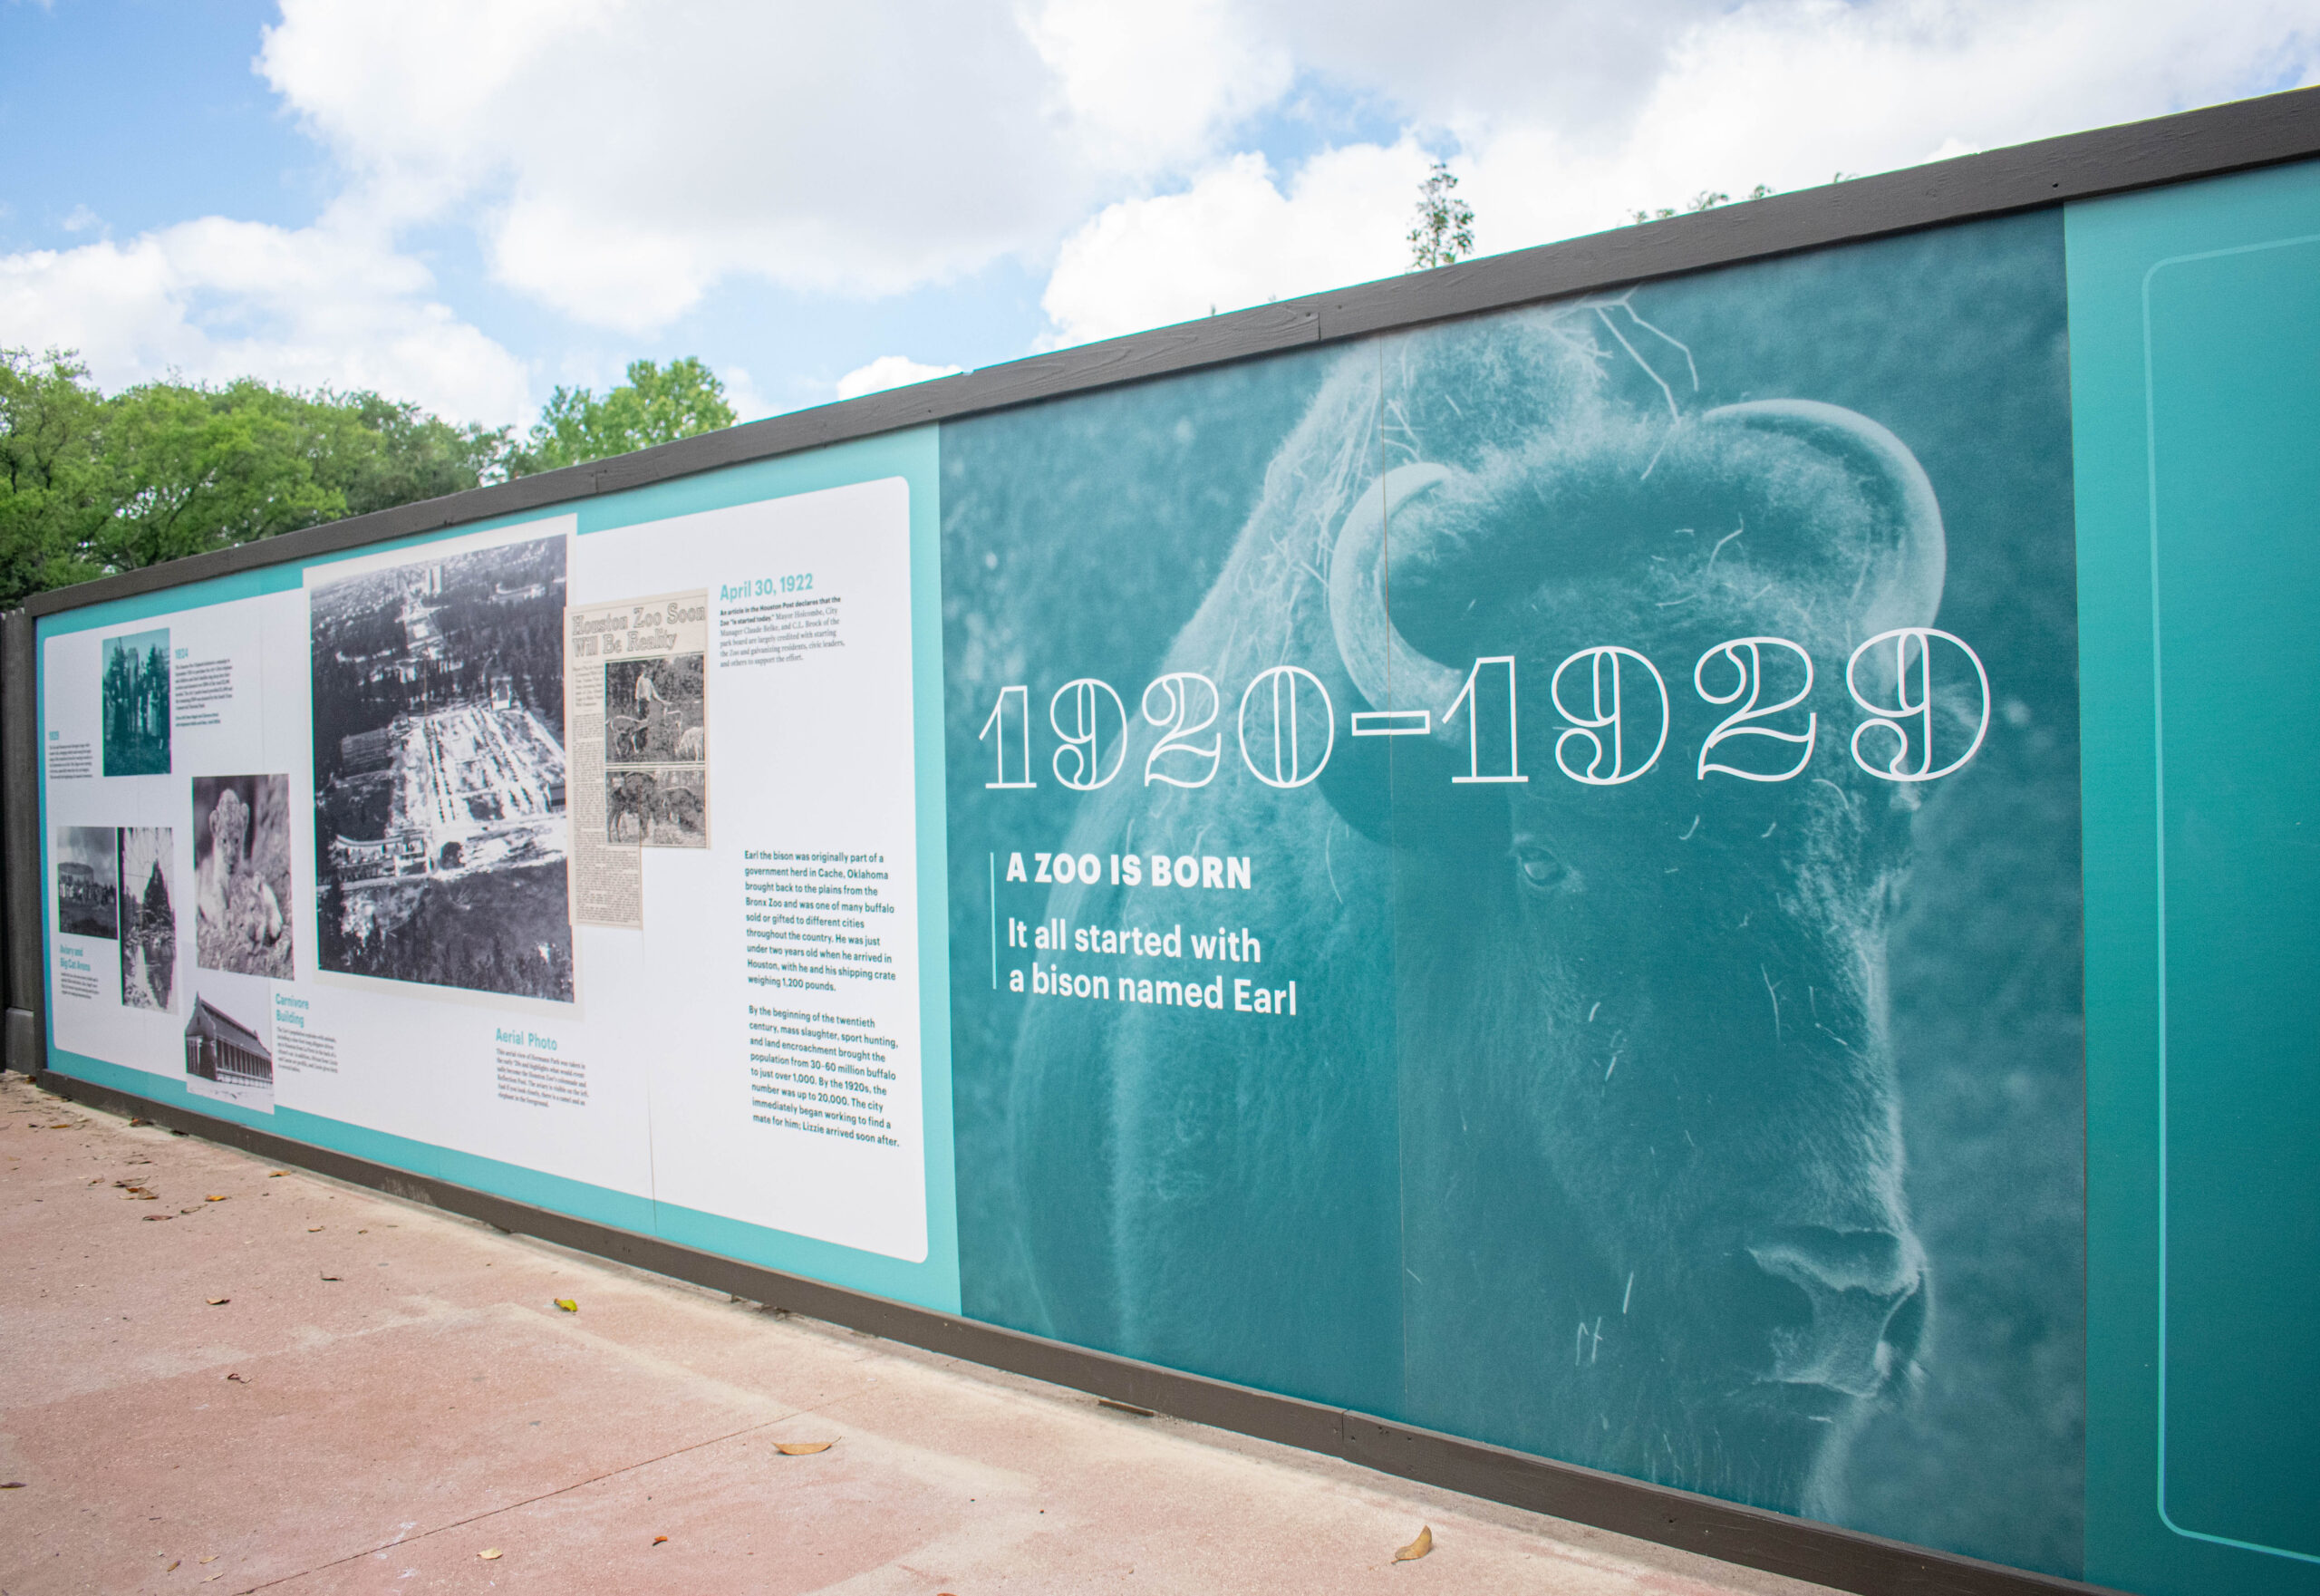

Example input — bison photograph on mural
[944,213,2083,1577]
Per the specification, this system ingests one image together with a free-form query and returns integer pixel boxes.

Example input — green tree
[0,349,111,603]
[509,357,736,475]
[1629,183,1779,226]
[1407,160,1477,271]
[0,349,515,605]
[336,392,516,518]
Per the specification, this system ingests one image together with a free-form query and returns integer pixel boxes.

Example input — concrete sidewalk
[0,1073,1832,1595]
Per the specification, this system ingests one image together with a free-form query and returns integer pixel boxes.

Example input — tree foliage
[0,349,512,605]
[508,357,735,475]
[1627,183,1779,226]
[1407,160,1477,271]
[0,348,740,605]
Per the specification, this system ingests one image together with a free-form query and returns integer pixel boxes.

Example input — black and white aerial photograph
[101,627,171,777]
[116,826,177,1012]
[53,827,119,940]
[194,774,295,979]
[307,532,573,1001]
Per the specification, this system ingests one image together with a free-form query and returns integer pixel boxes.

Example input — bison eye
[1513,844,1571,893]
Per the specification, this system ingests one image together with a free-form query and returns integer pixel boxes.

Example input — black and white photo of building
[54,827,120,940]
[184,993,273,1088]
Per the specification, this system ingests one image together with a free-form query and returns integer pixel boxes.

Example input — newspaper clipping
[568,591,710,927]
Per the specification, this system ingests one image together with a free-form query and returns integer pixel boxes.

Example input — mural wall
[942,212,2083,1574]
[32,158,2320,1596]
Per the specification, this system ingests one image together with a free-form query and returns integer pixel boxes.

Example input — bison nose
[1746,1226,1927,1398]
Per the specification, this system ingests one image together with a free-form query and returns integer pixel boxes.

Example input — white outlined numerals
[1050,678,1128,790]
[1237,665,1335,788]
[1551,646,1668,786]
[1845,627,1990,782]
[981,633,1987,798]
[980,684,1035,788]
[1141,672,1222,788]
[1695,637,1817,782]
[1445,656,1528,784]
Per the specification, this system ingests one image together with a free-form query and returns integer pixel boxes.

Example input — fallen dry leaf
[165,1561,179,1572]
[205,1195,228,1203]
[129,1117,151,1127]
[306,1225,323,1232]
[48,1122,72,1129]
[203,1576,221,1584]
[205,1297,229,1306]
[141,1214,173,1222]
[554,1298,578,1313]
[0,1482,24,1489]
[652,1535,669,1545]
[200,1555,218,1563]
[1394,1525,1434,1562]
[775,1441,834,1456]
[478,1548,502,1561]
[267,1170,285,1177]
[225,1373,246,1383]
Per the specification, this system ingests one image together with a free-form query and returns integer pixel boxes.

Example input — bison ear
[1700,400,1947,647]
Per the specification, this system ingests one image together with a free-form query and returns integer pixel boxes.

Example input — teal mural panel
[2071,156,2320,1595]
[941,214,2086,1577]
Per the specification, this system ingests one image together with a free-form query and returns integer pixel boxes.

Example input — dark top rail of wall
[17,83,2320,624]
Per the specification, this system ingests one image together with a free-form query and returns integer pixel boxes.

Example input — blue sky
[4,0,2315,429]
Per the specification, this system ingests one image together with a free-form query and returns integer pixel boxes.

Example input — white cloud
[254,0,1293,334]
[14,0,2314,414]
[834,354,967,401]
[1041,143,1433,346]
[1459,0,2320,248]
[1035,0,2320,347]
[0,219,531,424]
[1022,0,1292,170]
[60,204,101,235]
[719,364,777,423]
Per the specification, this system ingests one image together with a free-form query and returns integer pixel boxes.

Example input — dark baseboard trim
[22,1066,2119,1596]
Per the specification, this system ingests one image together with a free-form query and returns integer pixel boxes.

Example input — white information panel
[41,476,929,1262]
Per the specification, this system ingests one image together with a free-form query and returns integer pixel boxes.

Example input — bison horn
[1696,400,1946,643]
[1326,401,1946,730]
[1327,463,1470,726]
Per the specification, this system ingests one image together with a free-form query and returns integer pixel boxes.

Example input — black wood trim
[22,1068,2124,1596]
[19,85,2320,623]
[2,609,43,1034]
